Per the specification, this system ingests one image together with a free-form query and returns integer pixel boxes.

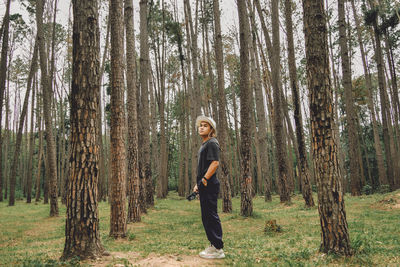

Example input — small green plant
[264,219,282,234]
[128,231,136,241]
[362,184,373,195]
[377,184,390,194]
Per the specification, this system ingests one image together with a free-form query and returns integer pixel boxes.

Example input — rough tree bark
[237,0,253,217]
[369,6,395,190]
[284,0,314,207]
[62,0,106,259]
[0,0,11,203]
[271,0,291,203]
[35,101,43,203]
[26,76,36,204]
[125,0,141,223]
[350,0,387,186]
[302,0,352,255]
[338,0,363,196]
[36,0,58,216]
[139,0,153,209]
[213,0,232,213]
[97,16,110,202]
[247,2,272,200]
[109,0,127,238]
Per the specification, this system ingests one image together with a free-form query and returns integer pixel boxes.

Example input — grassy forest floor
[0,190,399,267]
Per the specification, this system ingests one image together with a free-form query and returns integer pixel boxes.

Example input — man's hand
[193,184,199,193]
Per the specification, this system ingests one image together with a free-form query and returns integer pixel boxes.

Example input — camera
[186,191,199,201]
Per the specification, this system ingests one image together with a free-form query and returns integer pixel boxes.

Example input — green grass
[0,191,399,266]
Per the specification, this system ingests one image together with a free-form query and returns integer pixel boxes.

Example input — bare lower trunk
[9,39,38,206]
[184,0,200,193]
[35,110,43,203]
[237,0,253,216]
[139,0,153,209]
[350,0,387,186]
[125,0,141,223]
[0,0,12,203]
[36,0,58,216]
[302,0,352,255]
[248,8,272,200]
[26,77,35,204]
[98,17,110,202]
[284,0,314,207]
[338,0,363,196]
[109,0,127,238]
[62,0,105,258]
[271,0,290,203]
[213,0,232,213]
[371,20,395,190]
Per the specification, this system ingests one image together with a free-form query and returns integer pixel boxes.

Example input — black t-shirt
[196,137,220,188]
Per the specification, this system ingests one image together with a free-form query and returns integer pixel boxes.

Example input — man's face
[198,121,211,136]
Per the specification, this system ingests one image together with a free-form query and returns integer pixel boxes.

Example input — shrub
[377,184,390,194]
[264,219,282,234]
[361,184,373,195]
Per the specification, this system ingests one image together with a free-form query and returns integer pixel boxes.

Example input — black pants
[199,187,223,249]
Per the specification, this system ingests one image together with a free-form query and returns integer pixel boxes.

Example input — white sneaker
[199,245,214,257]
[199,245,225,259]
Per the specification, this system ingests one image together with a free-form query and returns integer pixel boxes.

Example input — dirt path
[373,192,400,210]
[85,251,223,267]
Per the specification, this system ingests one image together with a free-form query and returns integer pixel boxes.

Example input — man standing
[193,115,225,259]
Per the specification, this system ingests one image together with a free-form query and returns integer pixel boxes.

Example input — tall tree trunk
[350,0,387,186]
[8,39,38,206]
[184,92,191,195]
[338,0,363,196]
[23,114,29,198]
[156,1,168,199]
[302,0,352,255]
[35,96,43,203]
[26,76,36,204]
[271,0,291,203]
[213,0,232,213]
[327,7,347,193]
[125,0,141,223]
[43,149,49,203]
[0,0,11,203]
[248,7,272,201]
[256,35,275,199]
[149,68,158,205]
[36,0,59,216]
[384,32,400,127]
[182,2,194,191]
[383,32,400,189]
[62,0,106,258]
[204,15,218,125]
[97,17,110,202]
[370,10,395,190]
[178,90,186,197]
[183,0,201,193]
[49,0,59,198]
[109,0,127,238]
[284,0,314,207]
[237,0,253,216]
[3,83,10,201]
[139,0,153,209]
[58,94,66,203]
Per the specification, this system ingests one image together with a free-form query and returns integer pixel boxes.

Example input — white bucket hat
[196,115,217,131]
